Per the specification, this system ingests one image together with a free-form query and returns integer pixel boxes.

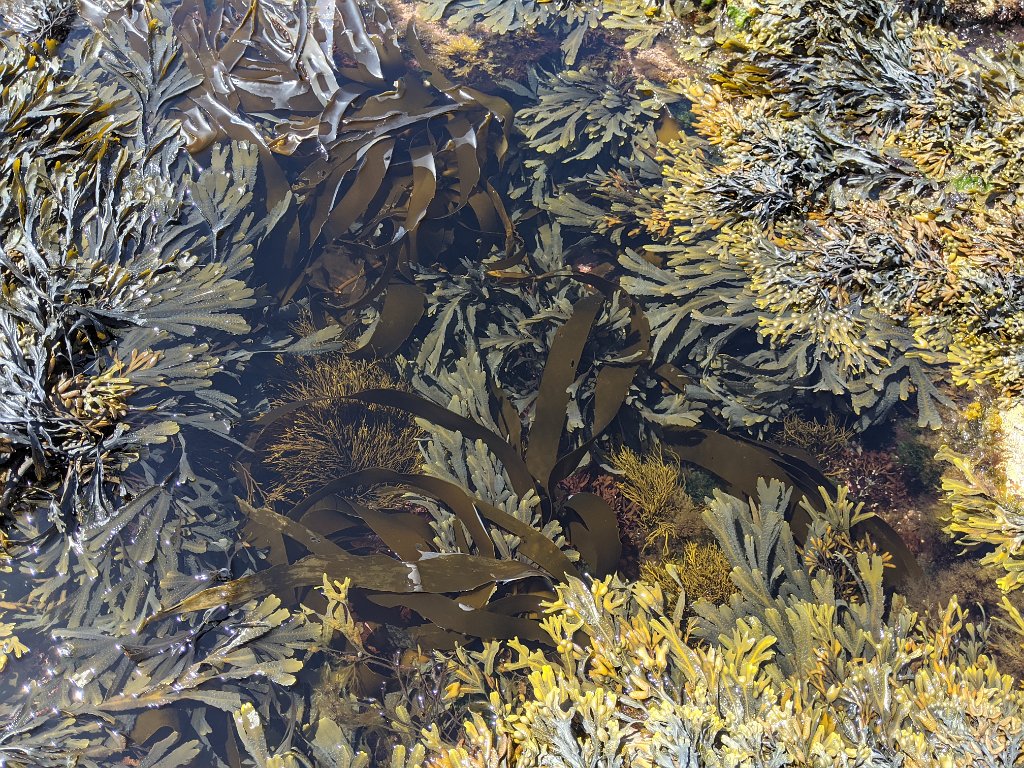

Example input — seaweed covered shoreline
[0,0,1023,765]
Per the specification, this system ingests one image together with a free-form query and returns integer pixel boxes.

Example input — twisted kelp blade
[545,273,651,492]
[288,468,494,560]
[251,378,616,576]
[147,553,544,623]
[339,387,626,577]
[160,492,568,643]
[666,429,923,584]
[240,497,439,569]
[340,498,437,562]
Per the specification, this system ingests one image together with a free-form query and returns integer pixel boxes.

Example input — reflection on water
[1,0,1024,765]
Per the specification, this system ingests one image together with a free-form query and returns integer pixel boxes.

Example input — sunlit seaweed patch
[321,480,1024,766]
[612,0,1024,430]
[0,0,76,44]
[0,0,1020,764]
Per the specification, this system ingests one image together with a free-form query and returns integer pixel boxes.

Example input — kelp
[175,0,515,308]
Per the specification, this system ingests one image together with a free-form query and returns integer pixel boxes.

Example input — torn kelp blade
[146,552,544,625]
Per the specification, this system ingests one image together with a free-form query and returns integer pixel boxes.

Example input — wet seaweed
[176,0,516,308]
[0,0,1018,765]
[612,0,1024,430]
[0,7,284,533]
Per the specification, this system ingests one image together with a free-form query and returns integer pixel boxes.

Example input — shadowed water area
[1,0,1024,765]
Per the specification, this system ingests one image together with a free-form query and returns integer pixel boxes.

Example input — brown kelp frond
[359,215,921,584]
[177,0,515,306]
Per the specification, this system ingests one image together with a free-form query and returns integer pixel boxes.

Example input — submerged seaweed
[0,0,1021,765]
[0,7,280,531]
[176,0,515,311]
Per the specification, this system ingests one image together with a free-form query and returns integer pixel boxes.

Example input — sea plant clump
[0,0,77,45]
[942,445,1024,594]
[611,0,1024,430]
[0,10,285,536]
[0,0,1022,764]
[323,479,1024,767]
[261,353,421,504]
[507,65,670,207]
